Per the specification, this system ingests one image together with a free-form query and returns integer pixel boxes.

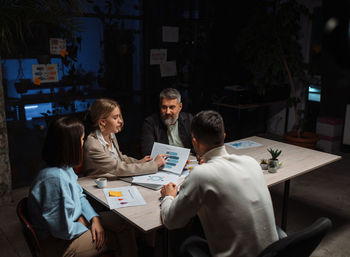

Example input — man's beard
[161,113,179,126]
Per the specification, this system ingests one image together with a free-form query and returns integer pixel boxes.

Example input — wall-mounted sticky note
[33,78,41,85]
[109,191,122,197]
[60,49,69,58]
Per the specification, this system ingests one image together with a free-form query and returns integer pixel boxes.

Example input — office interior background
[1,1,350,257]
[0,0,349,216]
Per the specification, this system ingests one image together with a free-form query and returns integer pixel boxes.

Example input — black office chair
[17,197,115,257]
[179,217,332,257]
[257,217,332,257]
[16,197,41,257]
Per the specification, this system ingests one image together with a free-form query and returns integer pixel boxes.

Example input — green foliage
[267,148,282,160]
[268,161,277,168]
[260,159,268,164]
[0,0,88,58]
[235,0,310,96]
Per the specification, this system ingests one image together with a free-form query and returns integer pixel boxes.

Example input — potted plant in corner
[236,0,319,149]
[267,148,282,169]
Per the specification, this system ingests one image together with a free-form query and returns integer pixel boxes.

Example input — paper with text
[225,140,262,149]
[151,142,190,175]
[103,186,146,209]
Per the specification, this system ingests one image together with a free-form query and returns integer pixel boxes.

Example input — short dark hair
[42,116,84,168]
[191,110,225,147]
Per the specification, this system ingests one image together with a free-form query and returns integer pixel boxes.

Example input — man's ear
[179,102,183,110]
[192,136,198,145]
[224,132,226,140]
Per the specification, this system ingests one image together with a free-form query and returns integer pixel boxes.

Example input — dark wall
[321,0,350,118]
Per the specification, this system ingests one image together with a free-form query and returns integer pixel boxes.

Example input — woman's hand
[90,216,105,250]
[76,215,89,227]
[141,155,153,162]
[154,154,168,168]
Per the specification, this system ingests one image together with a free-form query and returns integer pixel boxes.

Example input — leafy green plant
[260,159,268,164]
[236,0,311,136]
[269,161,277,168]
[267,148,282,160]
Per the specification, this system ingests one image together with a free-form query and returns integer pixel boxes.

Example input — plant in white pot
[260,159,268,170]
[268,161,278,173]
[267,148,282,169]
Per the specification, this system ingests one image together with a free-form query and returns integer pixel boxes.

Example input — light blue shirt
[27,166,98,240]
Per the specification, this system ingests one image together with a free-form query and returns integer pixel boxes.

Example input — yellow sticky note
[109,191,122,197]
[33,78,41,85]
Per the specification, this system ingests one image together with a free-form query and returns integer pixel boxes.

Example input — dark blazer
[140,112,193,156]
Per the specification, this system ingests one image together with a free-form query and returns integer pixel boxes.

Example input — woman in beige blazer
[83,98,166,178]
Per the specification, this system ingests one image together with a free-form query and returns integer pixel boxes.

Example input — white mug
[95,177,107,188]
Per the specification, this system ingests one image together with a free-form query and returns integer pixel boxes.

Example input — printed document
[103,186,146,209]
[225,140,262,149]
[150,142,190,175]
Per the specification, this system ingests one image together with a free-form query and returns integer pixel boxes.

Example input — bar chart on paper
[150,142,190,175]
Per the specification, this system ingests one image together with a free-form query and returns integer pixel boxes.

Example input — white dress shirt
[161,145,278,257]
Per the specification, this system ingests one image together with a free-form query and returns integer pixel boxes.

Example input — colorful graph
[164,151,179,169]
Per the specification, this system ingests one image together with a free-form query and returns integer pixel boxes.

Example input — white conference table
[78,136,341,233]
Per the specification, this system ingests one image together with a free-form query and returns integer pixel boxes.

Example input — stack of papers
[131,143,196,187]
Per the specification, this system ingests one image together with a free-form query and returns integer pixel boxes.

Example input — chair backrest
[257,217,332,257]
[16,197,41,257]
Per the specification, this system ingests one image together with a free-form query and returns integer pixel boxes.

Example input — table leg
[164,228,169,257]
[281,180,290,231]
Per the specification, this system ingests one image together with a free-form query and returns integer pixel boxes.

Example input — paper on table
[225,140,262,149]
[103,186,146,209]
[151,142,190,175]
[132,171,180,185]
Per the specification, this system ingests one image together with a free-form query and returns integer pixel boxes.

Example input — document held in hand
[150,142,190,175]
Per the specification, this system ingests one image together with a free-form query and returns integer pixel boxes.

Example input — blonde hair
[89,98,124,130]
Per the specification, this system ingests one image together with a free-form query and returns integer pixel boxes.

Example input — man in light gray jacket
[160,110,278,257]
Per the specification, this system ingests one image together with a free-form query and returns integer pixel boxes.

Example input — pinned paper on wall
[50,38,67,55]
[160,61,177,77]
[162,26,179,42]
[32,64,59,83]
[150,49,167,65]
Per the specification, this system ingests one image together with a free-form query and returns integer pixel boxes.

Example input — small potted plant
[267,148,282,168]
[260,159,268,170]
[268,161,278,173]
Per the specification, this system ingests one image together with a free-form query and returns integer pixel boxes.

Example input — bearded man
[140,88,193,156]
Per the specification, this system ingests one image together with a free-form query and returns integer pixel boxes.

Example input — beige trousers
[40,211,138,257]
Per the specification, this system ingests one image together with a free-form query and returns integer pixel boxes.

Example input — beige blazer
[83,131,158,178]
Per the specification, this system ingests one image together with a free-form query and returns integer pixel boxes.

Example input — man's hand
[90,216,105,250]
[141,155,153,162]
[160,182,178,198]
